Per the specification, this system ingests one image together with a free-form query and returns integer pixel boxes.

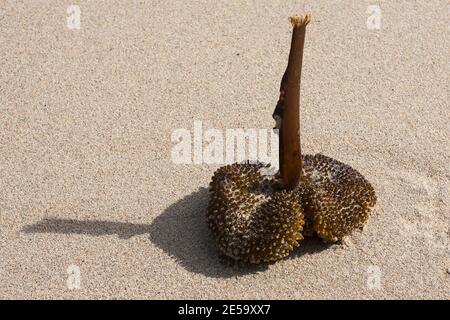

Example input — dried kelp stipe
[207,14,376,263]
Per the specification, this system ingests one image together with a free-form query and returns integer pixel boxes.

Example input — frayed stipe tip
[289,13,311,28]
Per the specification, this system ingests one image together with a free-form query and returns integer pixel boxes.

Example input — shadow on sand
[22,188,330,278]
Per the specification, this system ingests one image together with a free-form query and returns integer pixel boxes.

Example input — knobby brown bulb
[206,14,377,264]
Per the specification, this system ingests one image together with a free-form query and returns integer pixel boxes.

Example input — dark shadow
[289,236,331,258]
[22,218,150,239]
[147,187,269,277]
[22,188,330,278]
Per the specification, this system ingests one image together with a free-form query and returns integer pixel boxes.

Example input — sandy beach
[0,1,448,299]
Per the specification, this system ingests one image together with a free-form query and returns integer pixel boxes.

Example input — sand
[0,0,448,299]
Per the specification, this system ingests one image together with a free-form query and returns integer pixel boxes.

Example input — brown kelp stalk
[207,14,377,263]
[273,14,310,189]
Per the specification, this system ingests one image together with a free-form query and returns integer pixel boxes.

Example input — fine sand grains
[0,1,448,299]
